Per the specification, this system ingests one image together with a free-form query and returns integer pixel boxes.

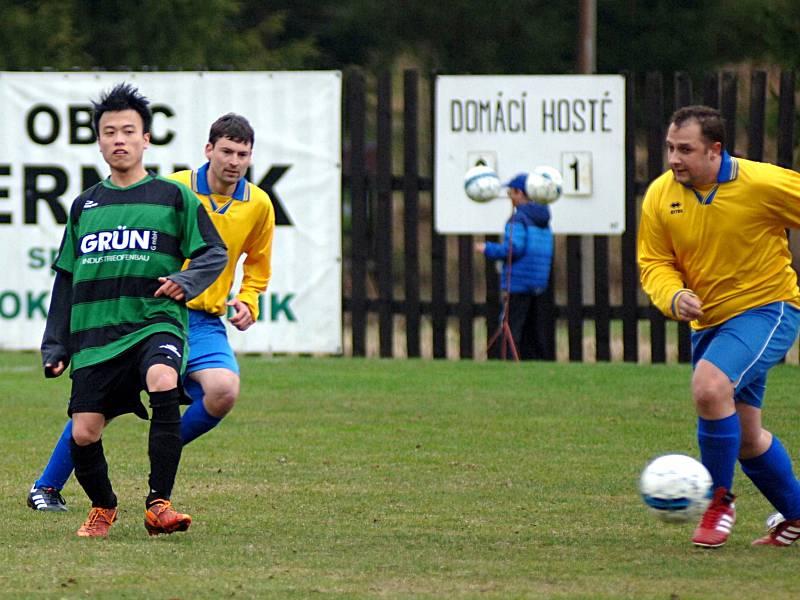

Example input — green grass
[2,352,800,598]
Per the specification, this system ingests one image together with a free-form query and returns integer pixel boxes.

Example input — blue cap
[505,173,527,193]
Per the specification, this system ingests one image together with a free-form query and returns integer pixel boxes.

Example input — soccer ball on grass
[639,454,713,524]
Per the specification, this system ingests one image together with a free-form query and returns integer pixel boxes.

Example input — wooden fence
[343,68,797,361]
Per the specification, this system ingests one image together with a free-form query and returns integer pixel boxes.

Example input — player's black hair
[91,82,153,135]
[208,113,255,147]
[670,105,726,149]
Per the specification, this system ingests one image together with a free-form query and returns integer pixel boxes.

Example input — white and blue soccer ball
[639,454,713,524]
[525,165,563,204]
[464,165,501,203]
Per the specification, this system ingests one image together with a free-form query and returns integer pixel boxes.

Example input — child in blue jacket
[475,173,554,359]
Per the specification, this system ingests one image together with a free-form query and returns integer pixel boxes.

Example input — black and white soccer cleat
[27,485,68,512]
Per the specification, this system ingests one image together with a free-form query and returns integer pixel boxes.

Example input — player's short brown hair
[208,113,254,147]
[669,105,726,149]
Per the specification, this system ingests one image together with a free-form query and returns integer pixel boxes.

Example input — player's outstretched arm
[235,200,275,322]
[163,242,227,302]
[638,187,690,319]
[41,271,72,378]
[168,192,228,301]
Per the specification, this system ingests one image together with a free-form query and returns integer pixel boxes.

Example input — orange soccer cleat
[144,499,192,536]
[76,507,117,538]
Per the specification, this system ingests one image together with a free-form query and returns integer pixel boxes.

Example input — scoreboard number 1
[560,151,592,196]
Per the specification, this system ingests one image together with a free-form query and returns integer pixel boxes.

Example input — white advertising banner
[435,74,626,235]
[0,71,342,353]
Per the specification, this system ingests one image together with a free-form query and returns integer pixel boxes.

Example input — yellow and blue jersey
[169,164,274,320]
[638,151,800,329]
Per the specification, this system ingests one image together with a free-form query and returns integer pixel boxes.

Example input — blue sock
[34,420,75,490]
[697,414,740,491]
[181,398,222,445]
[740,436,800,520]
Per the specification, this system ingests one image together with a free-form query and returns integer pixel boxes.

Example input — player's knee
[71,423,102,446]
[692,369,733,416]
[739,428,771,459]
[146,364,179,392]
[206,387,237,417]
[204,374,239,417]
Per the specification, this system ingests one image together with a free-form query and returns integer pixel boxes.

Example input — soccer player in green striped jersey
[40,83,227,537]
[28,114,275,514]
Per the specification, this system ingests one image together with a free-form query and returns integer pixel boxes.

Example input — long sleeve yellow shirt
[169,164,275,320]
[638,152,800,330]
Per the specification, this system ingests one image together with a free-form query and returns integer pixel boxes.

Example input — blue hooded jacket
[483,203,553,293]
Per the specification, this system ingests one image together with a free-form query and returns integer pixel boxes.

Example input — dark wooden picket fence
[342,68,798,362]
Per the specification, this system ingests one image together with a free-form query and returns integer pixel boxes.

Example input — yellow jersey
[638,152,800,329]
[169,164,274,320]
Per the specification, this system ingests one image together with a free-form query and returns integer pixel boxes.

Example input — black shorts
[68,333,187,420]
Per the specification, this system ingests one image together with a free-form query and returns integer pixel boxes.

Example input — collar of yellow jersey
[679,150,739,190]
[716,150,738,183]
[191,162,250,201]
[684,151,738,206]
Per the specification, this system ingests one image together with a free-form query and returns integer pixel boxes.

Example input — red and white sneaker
[752,514,800,546]
[692,487,736,548]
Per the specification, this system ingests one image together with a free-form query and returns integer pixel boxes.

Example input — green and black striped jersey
[52,173,226,370]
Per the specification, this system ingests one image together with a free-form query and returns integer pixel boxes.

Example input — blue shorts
[691,302,800,408]
[183,310,239,400]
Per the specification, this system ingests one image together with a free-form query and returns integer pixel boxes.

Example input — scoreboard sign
[435,74,626,235]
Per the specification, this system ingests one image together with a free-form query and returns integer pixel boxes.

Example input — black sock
[70,438,117,508]
[146,388,183,506]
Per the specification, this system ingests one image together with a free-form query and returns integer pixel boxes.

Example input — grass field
[2,352,800,599]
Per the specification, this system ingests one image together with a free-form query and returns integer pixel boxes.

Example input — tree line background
[2,0,798,75]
